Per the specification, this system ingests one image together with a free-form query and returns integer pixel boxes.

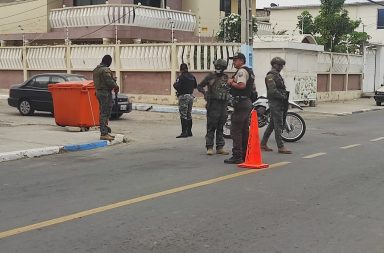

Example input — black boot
[176,119,189,138]
[187,119,193,137]
[224,156,244,164]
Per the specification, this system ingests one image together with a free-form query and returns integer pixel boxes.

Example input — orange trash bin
[48,80,100,128]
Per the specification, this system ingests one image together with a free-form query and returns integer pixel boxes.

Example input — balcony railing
[49,4,196,32]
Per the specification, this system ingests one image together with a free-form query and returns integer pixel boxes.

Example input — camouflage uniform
[173,70,197,138]
[198,72,229,150]
[93,63,118,136]
[261,69,289,149]
[178,94,194,120]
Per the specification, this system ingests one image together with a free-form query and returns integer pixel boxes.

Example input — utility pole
[115,24,118,44]
[241,0,253,68]
[171,20,175,43]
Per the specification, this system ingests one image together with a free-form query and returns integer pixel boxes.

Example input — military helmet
[213,59,228,70]
[270,57,286,66]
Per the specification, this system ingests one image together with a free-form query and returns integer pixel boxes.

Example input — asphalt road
[1,109,384,253]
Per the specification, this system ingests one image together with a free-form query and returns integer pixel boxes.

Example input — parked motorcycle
[223,96,306,142]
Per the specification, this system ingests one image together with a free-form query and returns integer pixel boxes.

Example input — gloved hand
[113,86,120,93]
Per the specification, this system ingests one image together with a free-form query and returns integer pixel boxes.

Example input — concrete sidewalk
[301,98,384,116]
[0,88,383,163]
[134,97,383,116]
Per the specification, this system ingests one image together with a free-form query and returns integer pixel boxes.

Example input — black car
[8,73,132,119]
[374,85,384,106]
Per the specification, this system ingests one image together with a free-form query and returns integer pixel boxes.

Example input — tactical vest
[230,66,255,98]
[175,73,197,95]
[207,73,229,101]
[266,70,286,91]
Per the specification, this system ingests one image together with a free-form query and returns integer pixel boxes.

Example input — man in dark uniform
[260,57,292,154]
[93,55,119,141]
[197,59,230,156]
[173,63,197,138]
[224,52,254,164]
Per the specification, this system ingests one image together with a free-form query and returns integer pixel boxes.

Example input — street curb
[133,103,206,115]
[337,107,384,116]
[304,107,384,116]
[0,134,125,163]
[63,141,108,152]
[0,146,61,162]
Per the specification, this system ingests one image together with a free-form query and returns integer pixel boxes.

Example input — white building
[268,1,384,44]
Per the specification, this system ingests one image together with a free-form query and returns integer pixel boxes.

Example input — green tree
[312,0,369,53]
[216,13,258,43]
[334,31,371,53]
[297,10,315,35]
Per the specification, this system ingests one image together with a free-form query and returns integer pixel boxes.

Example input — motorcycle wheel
[223,112,232,139]
[281,112,306,142]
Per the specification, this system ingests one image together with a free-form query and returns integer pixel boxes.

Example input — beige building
[268,1,384,44]
[0,0,256,45]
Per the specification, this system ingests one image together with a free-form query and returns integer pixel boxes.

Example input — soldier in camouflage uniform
[173,63,197,138]
[260,57,292,154]
[197,59,230,156]
[93,55,119,141]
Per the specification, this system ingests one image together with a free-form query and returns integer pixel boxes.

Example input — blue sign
[241,44,253,69]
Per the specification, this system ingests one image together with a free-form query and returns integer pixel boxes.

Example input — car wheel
[18,99,34,116]
[376,101,381,106]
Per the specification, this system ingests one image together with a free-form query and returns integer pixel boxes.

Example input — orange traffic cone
[238,110,269,169]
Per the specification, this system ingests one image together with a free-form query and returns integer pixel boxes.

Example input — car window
[33,76,50,89]
[66,76,88,82]
[50,76,66,84]
[25,78,36,88]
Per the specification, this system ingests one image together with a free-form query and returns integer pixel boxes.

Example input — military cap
[270,57,286,66]
[229,52,246,63]
[213,59,228,69]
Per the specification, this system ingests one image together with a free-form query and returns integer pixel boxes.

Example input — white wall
[363,45,384,93]
[0,0,61,34]
[269,4,384,44]
[253,43,319,102]
[182,0,221,37]
[375,46,384,89]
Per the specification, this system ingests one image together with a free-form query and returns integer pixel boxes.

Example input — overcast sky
[256,0,369,8]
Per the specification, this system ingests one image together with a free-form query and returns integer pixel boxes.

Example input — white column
[22,46,27,81]
[170,44,177,98]
[115,44,121,89]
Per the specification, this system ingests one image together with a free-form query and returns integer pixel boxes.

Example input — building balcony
[256,22,272,35]
[49,4,197,32]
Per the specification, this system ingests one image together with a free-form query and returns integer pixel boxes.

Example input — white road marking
[340,144,361,149]
[371,137,384,142]
[303,153,327,159]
